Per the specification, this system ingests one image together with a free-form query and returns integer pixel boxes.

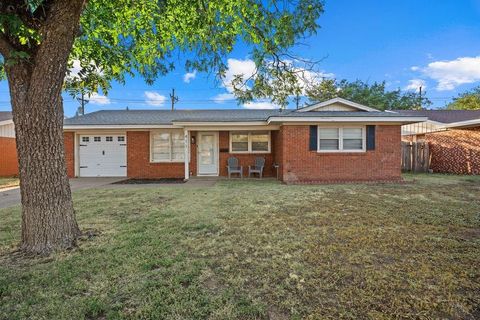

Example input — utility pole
[294,93,301,109]
[169,88,179,111]
[76,91,89,115]
[418,86,423,110]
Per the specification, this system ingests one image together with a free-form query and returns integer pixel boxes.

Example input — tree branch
[0,31,14,58]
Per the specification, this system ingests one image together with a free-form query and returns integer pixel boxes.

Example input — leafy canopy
[306,79,431,110]
[0,0,324,107]
[446,86,480,110]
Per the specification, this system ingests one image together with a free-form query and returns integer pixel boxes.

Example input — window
[231,133,249,152]
[106,136,113,142]
[318,127,365,152]
[81,137,89,143]
[230,131,270,153]
[151,131,185,162]
[118,136,125,142]
[318,128,339,150]
[94,136,101,142]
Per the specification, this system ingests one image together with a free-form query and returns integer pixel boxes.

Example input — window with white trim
[318,126,365,152]
[230,131,270,153]
[151,130,185,162]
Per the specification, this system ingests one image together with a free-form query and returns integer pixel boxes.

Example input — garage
[79,134,127,177]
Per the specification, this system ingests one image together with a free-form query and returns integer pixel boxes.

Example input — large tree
[446,86,480,110]
[306,79,431,110]
[0,0,323,254]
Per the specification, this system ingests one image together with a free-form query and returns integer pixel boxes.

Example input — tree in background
[306,79,431,110]
[0,0,323,255]
[446,86,480,110]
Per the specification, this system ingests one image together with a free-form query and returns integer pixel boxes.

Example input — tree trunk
[5,0,85,255]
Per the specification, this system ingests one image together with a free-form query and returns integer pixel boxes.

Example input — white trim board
[267,116,428,124]
[298,97,380,112]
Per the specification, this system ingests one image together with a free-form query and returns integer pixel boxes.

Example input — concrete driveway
[0,178,124,209]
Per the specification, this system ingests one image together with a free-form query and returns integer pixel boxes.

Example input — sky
[1,0,480,116]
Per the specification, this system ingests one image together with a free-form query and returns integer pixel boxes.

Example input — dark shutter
[366,125,376,150]
[309,125,318,151]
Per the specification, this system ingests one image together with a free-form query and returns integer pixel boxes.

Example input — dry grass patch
[0,174,479,319]
[0,178,19,189]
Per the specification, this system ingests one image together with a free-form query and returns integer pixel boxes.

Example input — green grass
[1,174,479,319]
[0,178,19,189]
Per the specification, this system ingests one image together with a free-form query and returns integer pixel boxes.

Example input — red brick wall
[64,132,75,178]
[126,131,185,179]
[0,137,18,177]
[217,131,275,177]
[279,125,402,183]
[272,130,283,180]
[425,128,480,175]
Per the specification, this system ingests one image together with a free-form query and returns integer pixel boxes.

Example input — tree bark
[5,0,85,255]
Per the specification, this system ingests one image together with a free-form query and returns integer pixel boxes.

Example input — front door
[197,132,218,175]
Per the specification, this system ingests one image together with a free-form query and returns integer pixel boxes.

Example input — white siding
[401,121,445,136]
[0,123,15,138]
[310,102,361,112]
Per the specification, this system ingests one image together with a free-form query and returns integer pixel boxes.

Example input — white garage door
[79,135,127,177]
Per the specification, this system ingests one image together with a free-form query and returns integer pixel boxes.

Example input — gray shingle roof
[0,111,13,122]
[65,109,287,125]
[64,109,417,126]
[394,110,480,124]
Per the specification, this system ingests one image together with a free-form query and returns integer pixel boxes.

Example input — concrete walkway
[0,178,124,209]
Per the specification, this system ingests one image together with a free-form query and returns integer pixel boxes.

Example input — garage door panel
[79,135,127,177]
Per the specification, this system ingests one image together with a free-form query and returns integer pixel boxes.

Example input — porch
[183,130,281,180]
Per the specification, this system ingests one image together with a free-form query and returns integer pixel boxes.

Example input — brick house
[62,98,424,183]
[0,111,18,177]
[399,110,480,175]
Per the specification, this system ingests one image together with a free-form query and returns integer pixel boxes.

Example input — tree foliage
[446,86,480,110]
[306,79,431,110]
[1,0,324,107]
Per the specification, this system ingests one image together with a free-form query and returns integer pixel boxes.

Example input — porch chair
[249,157,265,178]
[227,157,243,178]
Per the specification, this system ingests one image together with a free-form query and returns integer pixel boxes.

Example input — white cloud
[144,91,167,106]
[410,66,420,71]
[220,57,333,99]
[213,93,235,104]
[183,71,197,83]
[222,58,257,92]
[243,101,278,109]
[66,59,103,81]
[404,79,426,92]
[88,92,111,105]
[412,56,480,91]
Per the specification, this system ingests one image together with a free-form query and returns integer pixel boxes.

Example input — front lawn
[1,175,479,319]
[0,178,19,189]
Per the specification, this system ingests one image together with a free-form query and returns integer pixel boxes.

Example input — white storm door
[197,132,218,175]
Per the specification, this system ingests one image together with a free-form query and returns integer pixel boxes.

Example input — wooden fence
[401,141,430,173]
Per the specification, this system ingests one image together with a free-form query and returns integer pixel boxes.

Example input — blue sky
[1,0,480,116]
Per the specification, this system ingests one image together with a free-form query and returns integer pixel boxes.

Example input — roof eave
[267,116,428,124]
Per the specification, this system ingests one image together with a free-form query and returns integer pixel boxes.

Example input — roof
[0,111,13,122]
[395,110,480,124]
[64,109,285,125]
[64,108,423,126]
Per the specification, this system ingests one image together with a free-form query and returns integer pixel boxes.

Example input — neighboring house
[0,111,18,177]
[63,98,424,183]
[398,110,480,175]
